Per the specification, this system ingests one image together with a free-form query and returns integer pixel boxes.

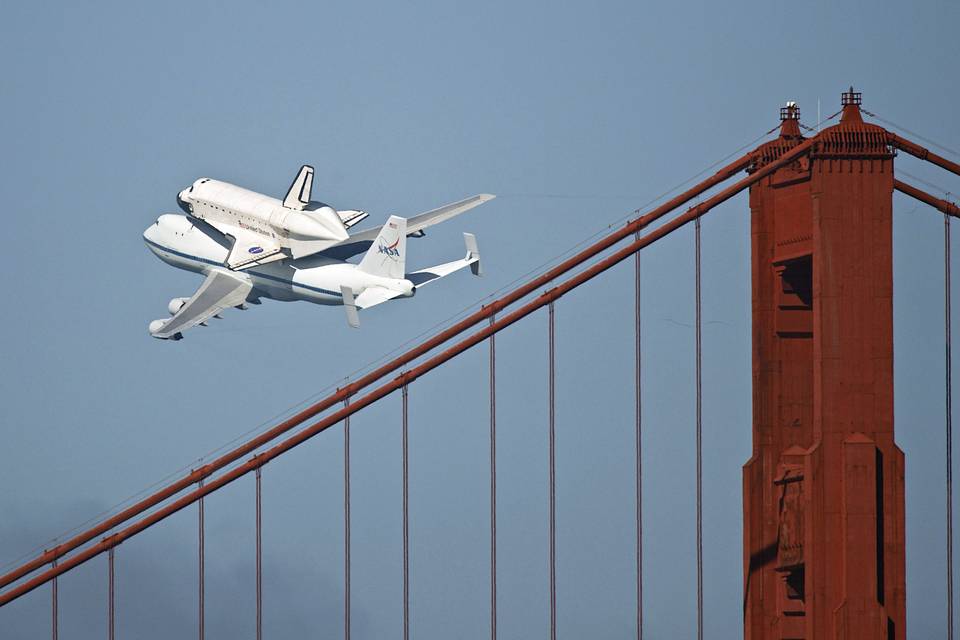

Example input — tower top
[840,87,864,124]
[779,101,802,138]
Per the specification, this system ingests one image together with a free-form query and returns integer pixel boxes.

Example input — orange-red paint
[743,91,905,639]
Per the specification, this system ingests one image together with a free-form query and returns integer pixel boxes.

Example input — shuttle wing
[322,194,495,260]
[149,270,252,340]
[226,234,284,270]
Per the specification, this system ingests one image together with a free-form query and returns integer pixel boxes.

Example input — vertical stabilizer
[357,216,407,279]
[283,165,314,210]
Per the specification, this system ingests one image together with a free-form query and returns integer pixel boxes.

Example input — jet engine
[148,319,183,341]
[168,297,189,315]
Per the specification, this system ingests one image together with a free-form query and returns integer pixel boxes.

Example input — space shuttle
[175,165,368,270]
[146,164,495,338]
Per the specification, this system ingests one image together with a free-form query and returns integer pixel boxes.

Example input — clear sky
[2,0,959,637]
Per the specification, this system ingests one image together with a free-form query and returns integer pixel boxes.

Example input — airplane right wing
[322,194,495,260]
[149,269,252,340]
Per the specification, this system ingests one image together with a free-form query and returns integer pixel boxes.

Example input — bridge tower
[743,90,906,639]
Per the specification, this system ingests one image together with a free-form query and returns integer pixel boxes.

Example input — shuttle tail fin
[283,165,314,210]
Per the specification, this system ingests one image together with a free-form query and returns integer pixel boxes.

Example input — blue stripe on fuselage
[144,238,343,298]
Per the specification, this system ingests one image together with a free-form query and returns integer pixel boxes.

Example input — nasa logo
[377,238,401,258]
[248,246,264,254]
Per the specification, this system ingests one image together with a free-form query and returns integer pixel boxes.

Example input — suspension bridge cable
[108,548,115,640]
[863,109,960,160]
[489,316,498,640]
[198,478,205,640]
[695,216,703,640]
[256,467,263,640]
[51,558,57,640]
[1,136,819,610]
[548,301,557,640]
[897,169,956,200]
[0,125,782,581]
[948,213,954,640]
[634,233,643,640]
[343,396,352,640]
[402,385,410,640]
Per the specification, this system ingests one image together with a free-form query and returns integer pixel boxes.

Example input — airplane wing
[322,194,494,260]
[149,270,252,340]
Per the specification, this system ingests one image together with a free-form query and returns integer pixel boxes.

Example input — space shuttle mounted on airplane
[144,165,494,340]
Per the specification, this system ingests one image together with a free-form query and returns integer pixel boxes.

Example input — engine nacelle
[168,297,189,315]
[148,319,183,341]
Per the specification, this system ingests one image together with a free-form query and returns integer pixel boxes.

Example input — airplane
[144,165,494,340]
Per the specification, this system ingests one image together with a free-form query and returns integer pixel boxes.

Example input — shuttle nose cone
[176,189,193,214]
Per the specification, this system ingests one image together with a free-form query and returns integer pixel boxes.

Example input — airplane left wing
[149,270,252,340]
[322,194,494,260]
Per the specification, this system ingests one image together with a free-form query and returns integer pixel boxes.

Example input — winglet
[464,232,482,276]
[283,165,314,210]
[341,286,360,329]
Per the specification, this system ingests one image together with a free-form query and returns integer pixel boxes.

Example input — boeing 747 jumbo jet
[144,165,494,340]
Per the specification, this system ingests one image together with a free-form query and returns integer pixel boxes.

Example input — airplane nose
[143,221,159,244]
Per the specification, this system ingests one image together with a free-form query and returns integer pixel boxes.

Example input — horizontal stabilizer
[406,233,482,288]
[355,286,406,309]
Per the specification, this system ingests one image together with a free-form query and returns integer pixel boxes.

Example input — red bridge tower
[743,90,906,639]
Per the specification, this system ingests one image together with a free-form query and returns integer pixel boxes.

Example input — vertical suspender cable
[51,557,57,640]
[947,212,954,640]
[402,384,410,640]
[198,478,205,640]
[489,315,498,640]
[695,216,704,640]
[256,466,262,640]
[344,396,352,640]
[108,548,115,640]
[548,301,557,640]
[634,234,643,640]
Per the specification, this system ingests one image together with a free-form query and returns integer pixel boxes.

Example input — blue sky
[2,0,959,637]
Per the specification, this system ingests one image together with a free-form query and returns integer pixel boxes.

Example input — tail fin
[283,165,314,210]
[358,216,407,279]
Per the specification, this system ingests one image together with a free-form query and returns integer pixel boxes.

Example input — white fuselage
[143,214,413,306]
[178,178,348,248]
